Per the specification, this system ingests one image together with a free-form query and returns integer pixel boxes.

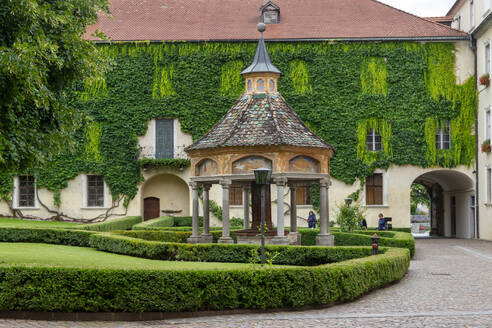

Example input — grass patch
[0,243,269,271]
[0,218,83,228]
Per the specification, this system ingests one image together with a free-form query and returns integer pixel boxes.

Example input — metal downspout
[472,35,480,239]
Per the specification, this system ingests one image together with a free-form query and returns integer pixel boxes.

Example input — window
[436,120,451,150]
[18,176,35,207]
[487,168,492,204]
[486,43,490,74]
[229,185,243,206]
[471,0,475,27]
[455,15,462,30]
[260,1,280,24]
[366,129,382,151]
[155,119,174,158]
[87,175,105,207]
[486,108,491,140]
[296,184,312,205]
[366,174,383,205]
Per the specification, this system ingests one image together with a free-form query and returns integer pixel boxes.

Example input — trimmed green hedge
[0,227,95,247]
[368,227,412,233]
[89,233,378,266]
[298,228,415,257]
[132,216,174,230]
[0,247,409,313]
[76,216,142,232]
[118,229,238,243]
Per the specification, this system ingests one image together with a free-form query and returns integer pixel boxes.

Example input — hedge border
[0,247,409,313]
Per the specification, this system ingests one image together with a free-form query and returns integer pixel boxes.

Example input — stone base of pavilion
[235,229,290,245]
[186,173,335,247]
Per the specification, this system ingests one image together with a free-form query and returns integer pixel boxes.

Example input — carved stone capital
[319,178,331,188]
[202,183,211,191]
[274,177,288,186]
[189,181,200,190]
[219,179,232,188]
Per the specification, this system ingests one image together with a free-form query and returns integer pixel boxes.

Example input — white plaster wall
[455,40,475,84]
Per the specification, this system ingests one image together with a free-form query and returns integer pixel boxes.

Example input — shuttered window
[436,120,451,150]
[229,185,243,205]
[366,174,383,205]
[155,119,174,158]
[296,184,312,205]
[88,175,105,207]
[18,176,35,207]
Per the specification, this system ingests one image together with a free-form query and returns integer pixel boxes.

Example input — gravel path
[1,238,492,328]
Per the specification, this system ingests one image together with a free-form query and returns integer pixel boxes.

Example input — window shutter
[156,119,174,158]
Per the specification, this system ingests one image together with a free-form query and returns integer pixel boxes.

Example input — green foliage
[230,217,244,227]
[298,228,415,256]
[0,41,476,204]
[0,227,95,247]
[289,60,312,94]
[77,216,142,231]
[132,216,174,229]
[173,216,204,227]
[152,65,176,98]
[0,247,409,313]
[0,0,109,173]
[361,57,387,95]
[0,218,83,228]
[220,60,244,96]
[410,183,430,214]
[209,199,223,221]
[85,119,103,162]
[335,203,366,232]
[79,76,108,101]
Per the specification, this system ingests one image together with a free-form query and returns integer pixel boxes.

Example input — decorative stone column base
[187,236,202,244]
[271,236,289,245]
[316,234,334,246]
[218,236,234,244]
[287,232,301,245]
[200,234,214,243]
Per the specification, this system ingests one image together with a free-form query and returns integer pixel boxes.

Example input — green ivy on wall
[0,41,476,211]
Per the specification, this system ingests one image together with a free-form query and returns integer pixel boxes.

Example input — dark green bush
[0,247,409,313]
[298,228,415,256]
[77,216,142,232]
[89,233,379,266]
[172,216,204,227]
[117,229,237,243]
[132,216,174,230]
[0,227,95,247]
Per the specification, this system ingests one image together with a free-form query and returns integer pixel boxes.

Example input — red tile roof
[85,0,468,41]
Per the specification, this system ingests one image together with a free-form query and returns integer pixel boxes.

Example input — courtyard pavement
[1,238,492,328]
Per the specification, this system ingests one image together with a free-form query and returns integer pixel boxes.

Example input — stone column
[187,181,201,244]
[273,178,288,245]
[218,179,233,243]
[242,185,250,230]
[200,184,213,243]
[316,178,334,246]
[287,183,300,245]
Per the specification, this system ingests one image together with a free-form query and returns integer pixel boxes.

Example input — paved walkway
[2,239,492,328]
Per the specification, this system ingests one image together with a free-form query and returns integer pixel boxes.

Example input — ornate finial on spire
[241,22,281,76]
[257,22,266,33]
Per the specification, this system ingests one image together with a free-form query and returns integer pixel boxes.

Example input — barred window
[18,176,35,207]
[296,184,312,205]
[88,175,105,207]
[229,185,243,205]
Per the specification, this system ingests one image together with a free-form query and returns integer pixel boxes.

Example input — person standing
[378,213,386,231]
[307,211,317,229]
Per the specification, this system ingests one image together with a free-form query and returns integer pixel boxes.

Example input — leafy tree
[0,0,109,173]
[410,183,430,214]
[335,203,366,232]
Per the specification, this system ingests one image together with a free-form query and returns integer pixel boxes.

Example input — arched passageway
[141,174,190,220]
[412,170,475,238]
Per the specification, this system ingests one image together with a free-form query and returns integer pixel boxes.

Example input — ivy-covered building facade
[0,0,481,238]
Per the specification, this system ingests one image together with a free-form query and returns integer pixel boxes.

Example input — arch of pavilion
[185,24,335,246]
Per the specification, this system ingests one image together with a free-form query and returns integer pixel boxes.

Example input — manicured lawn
[0,218,83,228]
[0,243,282,271]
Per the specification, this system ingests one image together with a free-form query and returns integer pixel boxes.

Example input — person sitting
[307,211,317,229]
[377,213,386,231]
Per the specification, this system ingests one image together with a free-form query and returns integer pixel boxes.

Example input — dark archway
[412,170,475,238]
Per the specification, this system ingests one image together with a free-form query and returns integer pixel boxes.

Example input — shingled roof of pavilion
[185,93,334,151]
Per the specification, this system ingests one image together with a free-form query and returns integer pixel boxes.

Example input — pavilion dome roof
[185,92,334,151]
